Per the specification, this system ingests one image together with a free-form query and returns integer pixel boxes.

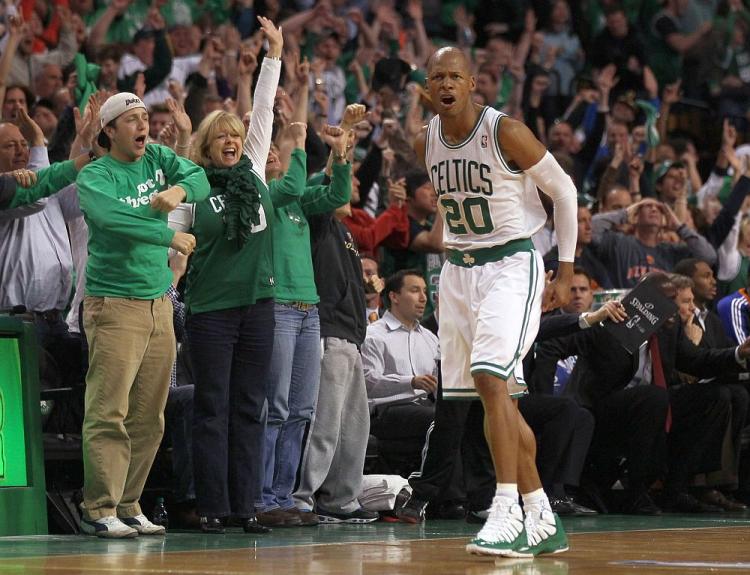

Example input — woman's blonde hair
[190,110,246,167]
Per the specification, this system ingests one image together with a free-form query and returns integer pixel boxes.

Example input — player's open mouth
[440,95,456,106]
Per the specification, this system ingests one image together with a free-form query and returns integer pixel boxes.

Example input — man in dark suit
[534,272,750,514]
[673,259,749,510]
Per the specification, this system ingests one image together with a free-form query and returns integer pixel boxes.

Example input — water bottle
[152,497,169,530]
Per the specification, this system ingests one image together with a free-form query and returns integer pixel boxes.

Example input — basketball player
[417,47,577,557]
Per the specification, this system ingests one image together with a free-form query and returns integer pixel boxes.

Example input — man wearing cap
[75,92,209,538]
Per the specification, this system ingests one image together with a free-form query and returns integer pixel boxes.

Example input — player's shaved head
[427,47,472,75]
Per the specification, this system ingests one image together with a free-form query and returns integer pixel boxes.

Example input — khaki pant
[81,295,175,520]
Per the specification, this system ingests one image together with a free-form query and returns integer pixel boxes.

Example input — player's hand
[411,374,437,394]
[170,231,196,256]
[542,265,573,312]
[8,169,37,187]
[151,186,186,212]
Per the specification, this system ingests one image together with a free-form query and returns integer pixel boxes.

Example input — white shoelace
[524,507,557,546]
[476,496,524,543]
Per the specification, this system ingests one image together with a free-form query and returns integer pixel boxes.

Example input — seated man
[674,258,748,511]
[361,269,439,471]
[537,272,750,514]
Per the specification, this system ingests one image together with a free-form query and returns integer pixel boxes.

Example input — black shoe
[465,509,489,524]
[577,481,609,514]
[623,491,662,515]
[381,488,411,522]
[257,508,303,527]
[700,489,748,512]
[171,501,201,530]
[662,492,722,513]
[550,496,598,516]
[200,516,225,534]
[243,517,272,534]
[427,501,466,520]
[395,494,428,524]
[316,507,379,524]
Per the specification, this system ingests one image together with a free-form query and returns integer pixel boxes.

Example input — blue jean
[187,300,274,518]
[259,303,321,511]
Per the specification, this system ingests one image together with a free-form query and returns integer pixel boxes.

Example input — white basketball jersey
[425,106,547,251]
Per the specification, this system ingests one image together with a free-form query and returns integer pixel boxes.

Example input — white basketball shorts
[438,249,544,400]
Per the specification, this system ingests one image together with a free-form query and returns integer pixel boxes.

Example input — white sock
[522,488,552,515]
[495,483,518,503]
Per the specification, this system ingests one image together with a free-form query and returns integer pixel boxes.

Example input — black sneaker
[395,494,428,524]
[662,492,722,514]
[623,491,662,515]
[316,507,379,524]
[427,501,466,520]
[550,496,598,516]
[465,509,489,524]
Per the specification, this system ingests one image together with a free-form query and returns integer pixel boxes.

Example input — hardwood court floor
[1,514,750,574]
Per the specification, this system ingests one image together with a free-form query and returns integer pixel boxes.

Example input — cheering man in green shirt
[75,92,209,538]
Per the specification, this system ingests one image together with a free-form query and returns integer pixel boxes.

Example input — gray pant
[294,337,369,513]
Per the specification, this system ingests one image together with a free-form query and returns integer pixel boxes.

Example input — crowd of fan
[3,0,750,530]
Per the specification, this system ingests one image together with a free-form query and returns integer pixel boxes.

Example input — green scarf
[205,155,262,247]
[73,53,100,112]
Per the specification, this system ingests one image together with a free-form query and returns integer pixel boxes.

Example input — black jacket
[525,311,586,395]
[0,175,16,210]
[309,213,367,345]
[533,319,741,408]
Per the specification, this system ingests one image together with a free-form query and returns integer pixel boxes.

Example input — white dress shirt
[361,310,440,411]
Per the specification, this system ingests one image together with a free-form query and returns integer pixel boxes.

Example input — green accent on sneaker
[465,527,533,558]
[518,513,569,556]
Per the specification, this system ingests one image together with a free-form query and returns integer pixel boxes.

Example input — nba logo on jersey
[481,135,488,148]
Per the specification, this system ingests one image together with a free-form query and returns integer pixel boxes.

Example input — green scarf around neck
[204,155,262,247]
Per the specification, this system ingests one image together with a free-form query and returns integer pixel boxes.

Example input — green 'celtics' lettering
[431,159,493,196]
[440,196,494,235]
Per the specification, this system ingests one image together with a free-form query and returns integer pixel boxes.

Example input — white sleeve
[242,57,282,184]
[167,203,194,258]
[524,151,578,262]
[28,145,50,170]
[168,202,194,232]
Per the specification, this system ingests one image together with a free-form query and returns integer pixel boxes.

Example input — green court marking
[0,514,749,560]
